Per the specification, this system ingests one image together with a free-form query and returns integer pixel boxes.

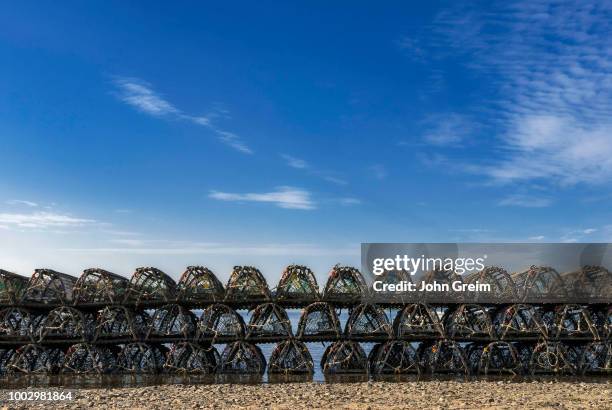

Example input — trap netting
[93,306,150,342]
[8,344,65,373]
[0,307,44,343]
[219,341,266,374]
[198,303,245,342]
[296,302,341,341]
[529,341,581,375]
[345,303,393,341]
[268,339,314,374]
[419,340,469,375]
[22,269,78,305]
[493,304,548,340]
[117,343,166,373]
[73,268,130,306]
[0,269,28,305]
[471,341,526,375]
[163,342,219,374]
[562,265,612,302]
[177,266,225,305]
[393,303,445,340]
[512,265,567,302]
[463,266,516,303]
[369,341,420,374]
[147,304,197,340]
[61,343,118,374]
[323,265,367,304]
[36,306,95,343]
[124,267,177,306]
[0,349,16,375]
[444,304,495,340]
[553,304,601,340]
[275,265,320,305]
[321,341,368,374]
[247,303,292,341]
[224,266,271,304]
[579,342,612,375]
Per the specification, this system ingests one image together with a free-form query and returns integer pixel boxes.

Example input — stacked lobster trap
[0,263,610,378]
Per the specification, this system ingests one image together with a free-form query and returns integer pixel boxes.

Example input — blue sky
[1,1,611,283]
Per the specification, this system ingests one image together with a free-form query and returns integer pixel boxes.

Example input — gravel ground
[1,380,610,409]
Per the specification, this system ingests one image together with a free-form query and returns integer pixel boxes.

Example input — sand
[1,380,611,409]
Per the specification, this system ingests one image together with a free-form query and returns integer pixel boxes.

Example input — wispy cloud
[280,153,348,185]
[5,200,38,207]
[427,1,612,185]
[209,186,316,210]
[113,77,252,154]
[0,211,96,229]
[338,197,362,206]
[498,194,552,208]
[422,113,474,146]
[281,154,308,169]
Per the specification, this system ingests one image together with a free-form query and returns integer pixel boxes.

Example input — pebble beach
[2,380,610,409]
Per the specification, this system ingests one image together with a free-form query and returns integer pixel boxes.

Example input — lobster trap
[61,343,118,374]
[323,265,367,305]
[0,269,28,306]
[463,266,516,303]
[493,304,548,340]
[444,304,494,341]
[93,306,150,343]
[21,269,78,306]
[73,268,130,306]
[369,341,420,374]
[124,267,177,306]
[562,265,612,302]
[117,343,166,374]
[345,303,392,341]
[177,266,225,305]
[529,341,581,374]
[553,304,600,340]
[8,344,65,374]
[0,307,44,344]
[512,265,567,302]
[246,303,292,342]
[0,348,15,374]
[198,303,245,343]
[579,342,611,375]
[224,266,271,306]
[393,303,445,340]
[419,340,469,375]
[296,302,341,341]
[275,265,320,306]
[473,341,525,375]
[147,304,197,341]
[321,341,368,374]
[268,339,314,374]
[219,341,266,374]
[36,307,95,343]
[163,342,219,374]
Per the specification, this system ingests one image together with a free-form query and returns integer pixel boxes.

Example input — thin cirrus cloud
[422,1,612,185]
[5,200,39,207]
[209,186,316,210]
[280,154,348,185]
[498,194,551,208]
[0,211,96,229]
[113,77,252,154]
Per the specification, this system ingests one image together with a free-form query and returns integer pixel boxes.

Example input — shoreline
[2,380,610,409]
